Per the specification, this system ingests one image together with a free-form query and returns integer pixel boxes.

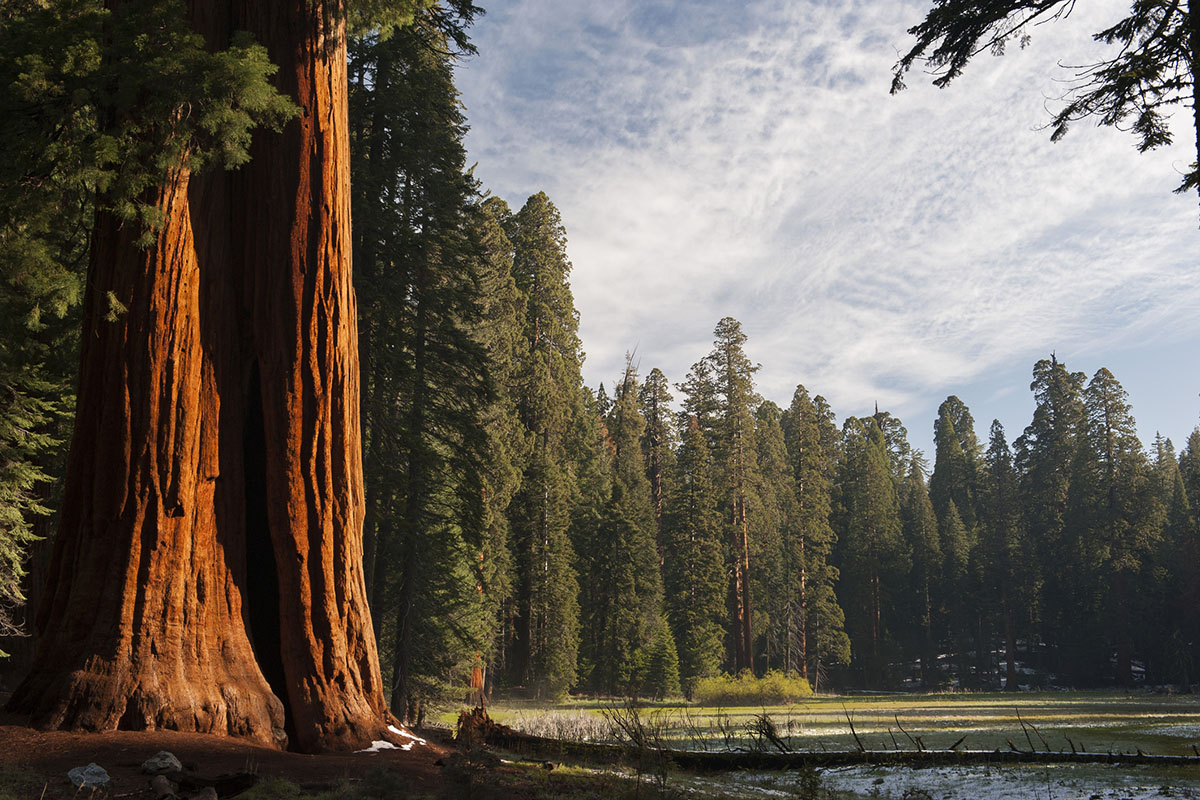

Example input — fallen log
[481,728,1200,771]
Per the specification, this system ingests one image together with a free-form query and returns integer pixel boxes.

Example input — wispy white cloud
[457,0,1200,447]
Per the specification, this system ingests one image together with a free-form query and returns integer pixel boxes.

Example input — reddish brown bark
[643,392,665,567]
[732,490,753,674]
[797,536,807,682]
[232,2,385,753]
[1003,596,1019,691]
[7,2,387,753]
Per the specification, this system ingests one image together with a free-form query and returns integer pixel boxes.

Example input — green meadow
[442,690,1200,756]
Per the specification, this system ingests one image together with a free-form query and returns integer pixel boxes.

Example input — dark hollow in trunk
[243,364,291,742]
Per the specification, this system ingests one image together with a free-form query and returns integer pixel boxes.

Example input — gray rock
[189,788,219,800]
[68,763,110,788]
[149,774,179,799]
[142,750,184,775]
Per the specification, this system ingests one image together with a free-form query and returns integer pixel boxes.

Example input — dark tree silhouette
[894,1,1200,201]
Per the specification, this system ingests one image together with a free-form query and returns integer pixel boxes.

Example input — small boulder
[68,763,110,788]
[149,774,179,800]
[189,788,218,800]
[143,750,184,775]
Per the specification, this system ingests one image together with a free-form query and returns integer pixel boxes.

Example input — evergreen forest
[2,0,1199,733]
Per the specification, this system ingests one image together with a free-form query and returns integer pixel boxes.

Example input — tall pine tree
[751,401,792,672]
[349,13,494,722]
[467,197,531,698]
[1015,355,1085,680]
[1164,430,1200,687]
[663,415,726,695]
[703,317,761,673]
[836,415,909,687]
[577,359,671,695]
[979,421,1036,691]
[899,458,941,687]
[1068,368,1157,685]
[939,500,973,685]
[781,385,849,687]
[639,368,677,566]
[504,192,584,698]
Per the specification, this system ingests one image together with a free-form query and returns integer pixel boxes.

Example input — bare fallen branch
[480,728,1200,772]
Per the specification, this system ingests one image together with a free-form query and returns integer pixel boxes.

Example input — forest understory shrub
[692,670,812,706]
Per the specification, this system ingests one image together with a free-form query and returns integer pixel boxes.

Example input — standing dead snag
[6,1,390,753]
[843,705,865,752]
[895,715,923,752]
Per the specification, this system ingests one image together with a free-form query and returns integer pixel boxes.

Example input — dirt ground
[0,703,453,799]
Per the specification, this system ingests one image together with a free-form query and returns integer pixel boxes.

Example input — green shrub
[692,669,812,706]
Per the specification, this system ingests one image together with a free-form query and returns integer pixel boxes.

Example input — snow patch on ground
[388,724,427,745]
[1139,724,1200,738]
[729,764,1200,799]
[356,730,420,754]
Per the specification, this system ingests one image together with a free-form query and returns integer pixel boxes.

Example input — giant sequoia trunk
[6,2,388,753]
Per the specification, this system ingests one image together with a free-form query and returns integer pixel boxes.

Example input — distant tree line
[4,2,1199,723]
[330,14,1200,699]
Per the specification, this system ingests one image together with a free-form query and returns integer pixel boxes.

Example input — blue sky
[455,0,1200,458]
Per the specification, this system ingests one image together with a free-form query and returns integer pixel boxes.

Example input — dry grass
[469,690,1200,757]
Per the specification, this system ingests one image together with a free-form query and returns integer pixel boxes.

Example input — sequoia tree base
[8,663,287,747]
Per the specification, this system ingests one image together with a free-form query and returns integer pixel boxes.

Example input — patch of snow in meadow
[1138,725,1200,739]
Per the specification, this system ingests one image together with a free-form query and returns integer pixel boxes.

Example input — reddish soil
[0,705,452,799]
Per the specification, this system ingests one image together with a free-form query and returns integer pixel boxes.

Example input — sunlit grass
[443,690,1200,757]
